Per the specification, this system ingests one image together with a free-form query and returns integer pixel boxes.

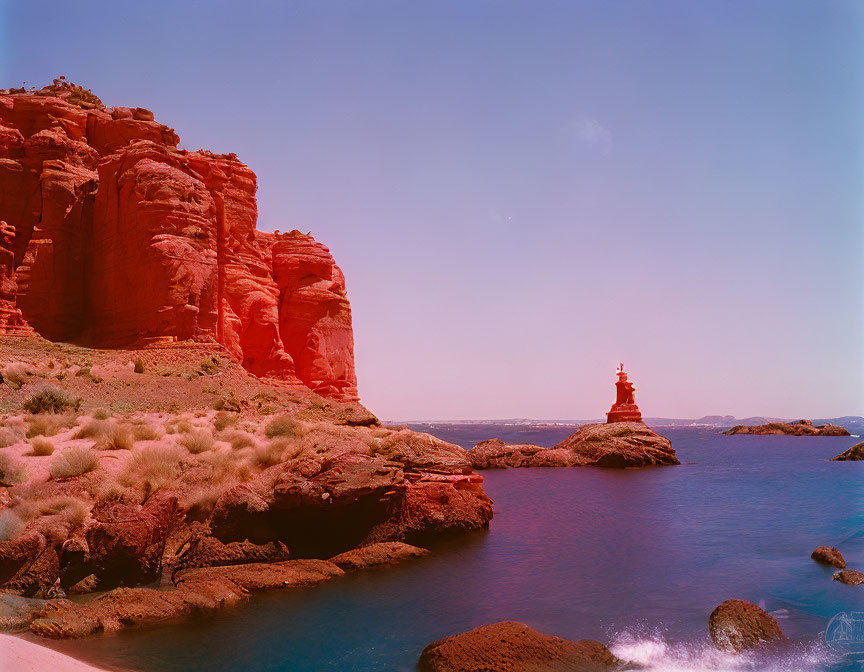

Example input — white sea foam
[609,630,840,672]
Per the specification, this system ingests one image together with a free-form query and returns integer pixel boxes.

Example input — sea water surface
[48,427,863,671]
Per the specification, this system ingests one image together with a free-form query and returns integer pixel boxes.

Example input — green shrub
[50,446,98,479]
[23,386,78,414]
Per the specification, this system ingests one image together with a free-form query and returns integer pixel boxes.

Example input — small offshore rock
[811,546,846,568]
[833,569,864,586]
[708,599,785,653]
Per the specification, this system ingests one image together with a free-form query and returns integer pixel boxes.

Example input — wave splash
[609,630,842,672]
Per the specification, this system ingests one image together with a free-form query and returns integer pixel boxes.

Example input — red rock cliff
[0,80,358,400]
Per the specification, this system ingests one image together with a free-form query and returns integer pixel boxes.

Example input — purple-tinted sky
[2,1,862,420]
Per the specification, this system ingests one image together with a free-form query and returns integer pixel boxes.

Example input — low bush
[30,437,54,456]
[264,415,305,439]
[178,429,215,454]
[50,446,98,479]
[23,386,78,414]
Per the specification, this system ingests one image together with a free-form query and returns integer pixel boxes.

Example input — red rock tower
[606,363,643,423]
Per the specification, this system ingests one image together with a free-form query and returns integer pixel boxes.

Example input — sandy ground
[0,634,109,672]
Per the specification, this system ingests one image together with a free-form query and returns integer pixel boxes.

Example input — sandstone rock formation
[0,80,357,401]
[831,442,864,461]
[418,621,622,672]
[467,438,545,469]
[723,420,849,436]
[811,546,846,568]
[833,569,864,586]
[708,599,785,653]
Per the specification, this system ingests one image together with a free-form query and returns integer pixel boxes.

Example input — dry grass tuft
[264,414,305,439]
[165,418,193,435]
[26,412,77,438]
[50,446,98,479]
[131,423,160,441]
[0,421,25,448]
[1,362,30,390]
[75,418,112,439]
[178,429,215,454]
[120,444,185,497]
[222,430,256,451]
[92,408,112,420]
[30,436,55,456]
[0,509,24,541]
[97,423,135,451]
[0,452,27,485]
[212,411,239,432]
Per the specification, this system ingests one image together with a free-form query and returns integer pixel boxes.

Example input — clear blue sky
[2,0,862,420]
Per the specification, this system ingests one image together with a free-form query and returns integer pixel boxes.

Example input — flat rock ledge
[27,545,429,639]
[811,546,846,568]
[723,420,849,436]
[833,569,864,586]
[418,621,623,672]
[831,442,864,461]
[468,422,679,469]
[708,599,785,653]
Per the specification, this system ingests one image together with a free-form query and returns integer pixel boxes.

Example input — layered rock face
[0,80,357,401]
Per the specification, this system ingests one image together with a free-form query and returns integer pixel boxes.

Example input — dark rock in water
[724,420,849,436]
[553,423,679,468]
[833,569,864,586]
[708,599,785,653]
[418,620,622,672]
[329,541,428,571]
[811,546,846,568]
[830,442,864,461]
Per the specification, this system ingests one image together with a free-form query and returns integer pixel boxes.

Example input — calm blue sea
[45,427,864,671]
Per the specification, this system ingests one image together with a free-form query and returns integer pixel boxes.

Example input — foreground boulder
[60,491,178,591]
[329,541,428,571]
[831,442,864,461]
[724,420,849,436]
[833,569,864,586]
[0,531,59,598]
[811,546,846,568]
[418,621,622,672]
[708,600,785,653]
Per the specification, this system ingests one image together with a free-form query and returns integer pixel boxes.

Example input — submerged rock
[708,599,785,653]
[723,420,849,436]
[811,546,846,568]
[830,442,864,461]
[833,569,864,586]
[418,621,622,672]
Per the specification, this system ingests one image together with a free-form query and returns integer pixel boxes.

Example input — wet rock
[811,546,845,568]
[708,599,785,653]
[833,569,864,586]
[0,531,59,598]
[418,621,621,672]
[329,542,429,571]
[830,442,864,461]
